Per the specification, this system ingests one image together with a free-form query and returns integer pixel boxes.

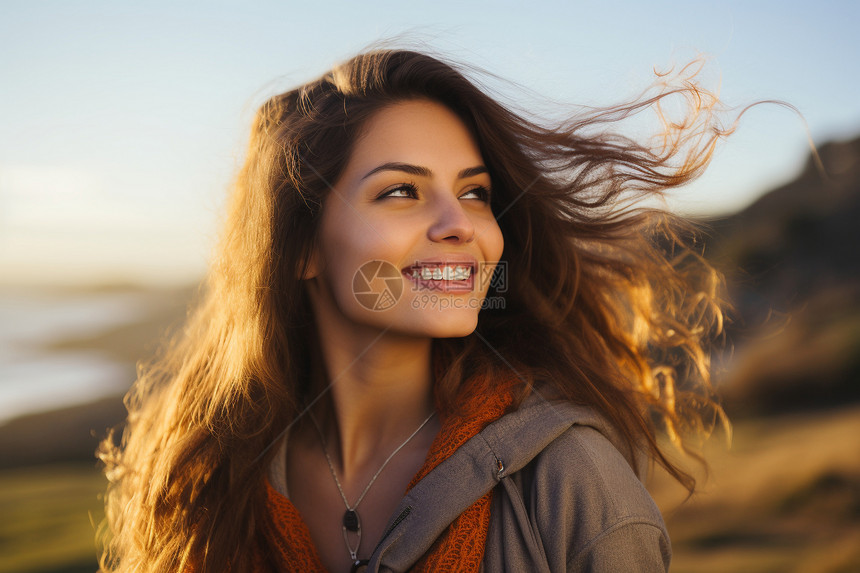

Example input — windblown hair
[99,49,731,571]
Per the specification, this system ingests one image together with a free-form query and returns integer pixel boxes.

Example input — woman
[99,49,728,572]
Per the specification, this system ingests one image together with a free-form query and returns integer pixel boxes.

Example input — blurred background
[1,1,858,571]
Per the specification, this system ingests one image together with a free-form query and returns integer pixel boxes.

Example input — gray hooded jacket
[364,392,671,572]
[269,391,671,572]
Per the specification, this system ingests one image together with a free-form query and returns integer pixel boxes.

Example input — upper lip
[402,256,478,273]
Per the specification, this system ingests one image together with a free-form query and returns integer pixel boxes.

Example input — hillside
[705,136,860,416]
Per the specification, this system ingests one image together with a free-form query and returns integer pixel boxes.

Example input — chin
[414,312,480,339]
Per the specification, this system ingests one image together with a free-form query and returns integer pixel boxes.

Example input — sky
[1,0,858,287]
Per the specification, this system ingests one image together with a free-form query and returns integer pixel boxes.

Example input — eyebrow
[360,162,489,181]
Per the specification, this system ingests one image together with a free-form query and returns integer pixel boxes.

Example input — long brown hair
[99,49,730,571]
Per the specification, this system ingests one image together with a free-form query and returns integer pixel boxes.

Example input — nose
[427,194,476,244]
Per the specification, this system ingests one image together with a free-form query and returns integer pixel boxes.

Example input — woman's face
[304,99,504,339]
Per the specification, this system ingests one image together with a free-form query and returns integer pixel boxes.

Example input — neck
[305,291,437,482]
[323,337,436,479]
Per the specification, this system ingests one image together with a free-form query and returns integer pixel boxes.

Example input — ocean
[0,289,167,425]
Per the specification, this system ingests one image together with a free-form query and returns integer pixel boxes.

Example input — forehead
[344,99,484,173]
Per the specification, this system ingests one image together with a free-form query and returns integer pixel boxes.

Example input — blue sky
[1,0,858,286]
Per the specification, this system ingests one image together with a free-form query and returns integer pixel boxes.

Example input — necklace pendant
[343,509,360,532]
[342,513,362,561]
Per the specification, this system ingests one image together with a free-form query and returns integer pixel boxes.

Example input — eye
[460,185,492,202]
[377,182,419,199]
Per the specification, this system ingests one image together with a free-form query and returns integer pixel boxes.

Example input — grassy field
[0,463,104,573]
[650,404,860,573]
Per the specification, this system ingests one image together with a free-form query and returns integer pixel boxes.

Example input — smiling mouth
[402,262,475,292]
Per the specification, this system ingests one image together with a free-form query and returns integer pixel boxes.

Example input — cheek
[319,221,404,305]
[480,223,505,294]
[483,220,505,263]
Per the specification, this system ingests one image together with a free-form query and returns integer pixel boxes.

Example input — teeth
[411,265,472,280]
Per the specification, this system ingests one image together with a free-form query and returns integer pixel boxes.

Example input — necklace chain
[309,410,436,562]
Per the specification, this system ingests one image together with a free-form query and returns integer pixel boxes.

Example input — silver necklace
[310,411,436,564]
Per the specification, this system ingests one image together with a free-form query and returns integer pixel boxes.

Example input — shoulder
[486,401,671,572]
[533,421,658,519]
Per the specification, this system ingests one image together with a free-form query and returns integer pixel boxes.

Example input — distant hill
[0,395,125,469]
[705,135,860,416]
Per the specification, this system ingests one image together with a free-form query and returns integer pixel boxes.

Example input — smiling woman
[98,49,730,572]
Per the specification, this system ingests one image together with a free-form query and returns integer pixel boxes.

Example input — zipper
[376,505,412,550]
[363,505,412,572]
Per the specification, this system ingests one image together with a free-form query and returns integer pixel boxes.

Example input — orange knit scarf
[261,376,515,572]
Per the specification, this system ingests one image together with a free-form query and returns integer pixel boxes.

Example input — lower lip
[402,271,474,293]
